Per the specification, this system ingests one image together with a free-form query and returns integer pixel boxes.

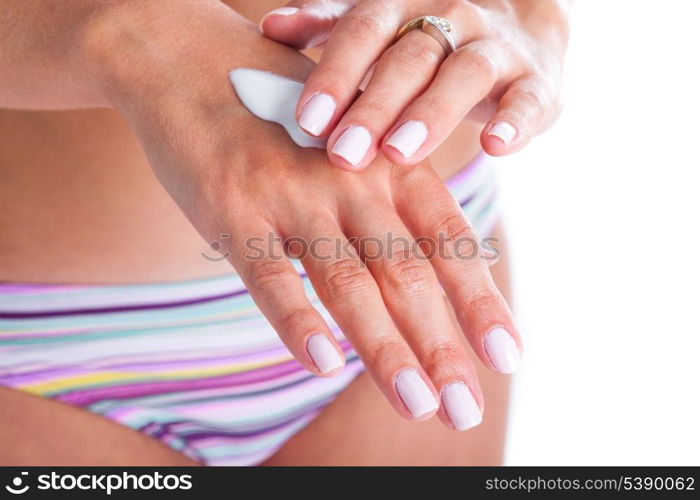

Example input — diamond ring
[396,16,457,56]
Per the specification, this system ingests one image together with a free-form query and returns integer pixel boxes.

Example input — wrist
[79,0,244,108]
[79,0,316,113]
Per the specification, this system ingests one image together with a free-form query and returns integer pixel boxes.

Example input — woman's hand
[82,1,522,430]
[261,0,570,169]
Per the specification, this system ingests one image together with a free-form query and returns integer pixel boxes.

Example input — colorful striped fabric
[0,153,498,466]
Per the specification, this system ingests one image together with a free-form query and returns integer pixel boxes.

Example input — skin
[0,0,564,464]
[261,0,569,169]
[0,228,511,466]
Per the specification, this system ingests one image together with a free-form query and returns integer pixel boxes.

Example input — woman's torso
[0,0,483,284]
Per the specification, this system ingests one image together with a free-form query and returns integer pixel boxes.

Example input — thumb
[260,0,356,49]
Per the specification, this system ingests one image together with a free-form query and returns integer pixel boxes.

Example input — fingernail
[262,7,300,21]
[487,121,517,146]
[484,327,521,374]
[385,120,428,159]
[395,368,438,418]
[331,125,372,167]
[306,334,344,374]
[299,93,336,136]
[441,382,482,431]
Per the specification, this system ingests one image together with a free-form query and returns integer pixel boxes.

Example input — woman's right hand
[83,0,521,430]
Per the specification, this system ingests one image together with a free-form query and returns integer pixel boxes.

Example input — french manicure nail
[484,327,521,374]
[395,368,438,418]
[331,125,372,167]
[306,333,344,374]
[298,93,336,136]
[385,120,428,159]
[487,121,517,146]
[441,382,482,431]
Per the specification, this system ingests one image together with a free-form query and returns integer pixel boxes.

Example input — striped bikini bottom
[0,153,498,466]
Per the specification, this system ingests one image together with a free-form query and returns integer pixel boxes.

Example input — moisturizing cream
[229,68,326,149]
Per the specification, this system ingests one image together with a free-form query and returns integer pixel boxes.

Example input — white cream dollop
[229,68,327,149]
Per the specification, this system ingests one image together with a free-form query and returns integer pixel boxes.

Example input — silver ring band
[396,16,457,56]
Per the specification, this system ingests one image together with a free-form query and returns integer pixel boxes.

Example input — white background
[498,0,700,465]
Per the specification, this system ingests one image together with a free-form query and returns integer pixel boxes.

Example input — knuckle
[367,337,405,368]
[443,0,472,18]
[434,212,474,241]
[248,259,295,293]
[514,86,548,114]
[346,9,389,41]
[385,39,441,76]
[323,258,372,300]
[383,250,432,293]
[456,46,498,80]
[444,1,489,34]
[367,1,398,27]
[431,211,479,259]
[422,341,464,373]
[463,289,503,317]
[467,5,490,31]
[501,81,553,129]
[278,307,319,336]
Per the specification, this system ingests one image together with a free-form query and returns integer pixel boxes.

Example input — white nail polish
[331,125,372,167]
[385,120,428,159]
[395,369,438,418]
[487,121,517,146]
[298,93,336,136]
[306,334,344,374]
[264,7,300,18]
[259,7,300,31]
[484,327,521,374]
[441,382,482,431]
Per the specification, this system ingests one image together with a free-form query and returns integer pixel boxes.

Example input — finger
[381,40,515,166]
[295,1,405,137]
[325,29,445,170]
[228,223,345,377]
[260,0,356,50]
[340,202,484,430]
[394,166,523,375]
[327,9,488,170]
[481,75,560,156]
[297,217,440,421]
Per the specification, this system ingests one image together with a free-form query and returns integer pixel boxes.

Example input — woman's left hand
[261,0,569,169]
